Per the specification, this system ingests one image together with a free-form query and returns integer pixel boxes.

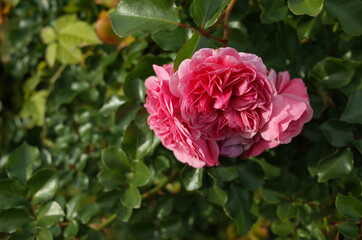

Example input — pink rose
[244,69,313,158]
[170,48,275,141]
[144,64,219,168]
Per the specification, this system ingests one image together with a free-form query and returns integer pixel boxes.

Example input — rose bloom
[243,69,313,158]
[144,64,219,168]
[170,48,275,141]
[144,47,313,167]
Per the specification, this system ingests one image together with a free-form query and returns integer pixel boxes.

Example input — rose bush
[145,48,313,167]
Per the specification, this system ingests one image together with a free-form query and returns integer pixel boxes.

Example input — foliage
[1,0,362,239]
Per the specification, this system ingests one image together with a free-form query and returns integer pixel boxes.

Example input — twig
[92,214,117,231]
[177,23,227,45]
[49,64,66,86]
[141,172,177,199]
[222,0,237,46]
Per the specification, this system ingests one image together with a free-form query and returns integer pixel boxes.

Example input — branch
[222,0,237,46]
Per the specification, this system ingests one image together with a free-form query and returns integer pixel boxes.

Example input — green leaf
[319,120,354,147]
[27,169,57,202]
[37,228,53,240]
[101,147,132,172]
[181,167,203,191]
[191,0,230,29]
[79,204,101,224]
[325,0,362,36]
[121,185,141,209]
[20,90,50,127]
[100,95,126,116]
[202,182,227,207]
[116,204,133,222]
[288,0,324,17]
[131,161,151,187]
[317,149,353,182]
[174,32,201,70]
[0,179,26,209]
[63,220,79,239]
[128,54,170,80]
[208,165,238,182]
[257,0,288,24]
[58,22,100,45]
[97,169,124,190]
[122,121,157,159]
[152,27,189,51]
[54,15,78,33]
[40,27,57,44]
[0,208,30,233]
[115,102,140,131]
[224,184,256,235]
[36,201,65,228]
[236,161,264,190]
[45,43,57,68]
[271,220,294,237]
[255,159,281,180]
[56,41,82,64]
[260,187,284,204]
[110,0,180,37]
[338,222,359,239]
[124,78,144,102]
[341,91,362,124]
[336,194,362,222]
[310,57,358,89]
[7,143,39,185]
[66,195,84,220]
[277,202,296,220]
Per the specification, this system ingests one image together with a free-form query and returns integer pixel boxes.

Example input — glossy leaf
[100,95,126,116]
[224,184,256,235]
[0,179,26,209]
[27,169,58,205]
[116,204,133,222]
[319,120,354,147]
[341,91,362,124]
[0,208,30,233]
[37,228,53,240]
[257,0,288,24]
[79,204,101,224]
[191,0,230,28]
[101,147,132,172]
[202,182,227,207]
[325,0,362,36]
[310,57,358,89]
[7,143,39,185]
[335,194,362,222]
[152,27,189,51]
[36,201,65,228]
[174,32,201,70]
[338,222,359,239]
[317,149,353,182]
[131,161,151,187]
[121,185,141,209]
[208,165,238,182]
[181,167,203,191]
[110,0,180,37]
[288,0,324,17]
[63,220,79,239]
